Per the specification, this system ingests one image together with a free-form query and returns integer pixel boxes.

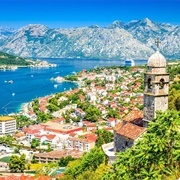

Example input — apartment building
[0,116,16,135]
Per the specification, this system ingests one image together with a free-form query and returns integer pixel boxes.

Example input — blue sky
[0,0,179,28]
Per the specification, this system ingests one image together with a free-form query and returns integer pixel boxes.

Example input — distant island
[0,51,57,70]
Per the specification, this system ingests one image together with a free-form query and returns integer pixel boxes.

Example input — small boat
[8,80,13,84]
[54,84,58,88]
[12,93,15,96]
[72,71,76,75]
[31,75,34,77]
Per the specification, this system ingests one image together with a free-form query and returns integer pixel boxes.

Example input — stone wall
[114,132,134,152]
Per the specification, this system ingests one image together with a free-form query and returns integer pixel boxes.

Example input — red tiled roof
[55,173,64,178]
[105,127,113,131]
[46,134,56,140]
[36,176,51,180]
[20,174,35,180]
[69,132,76,137]
[84,133,97,141]
[51,117,65,123]
[123,110,143,123]
[14,131,25,138]
[6,174,19,180]
[23,128,40,135]
[86,123,96,127]
[114,121,123,132]
[83,121,91,125]
[35,149,83,159]
[34,134,56,140]
[116,123,146,140]
[108,118,116,122]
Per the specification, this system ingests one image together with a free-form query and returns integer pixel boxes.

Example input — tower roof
[147,50,166,67]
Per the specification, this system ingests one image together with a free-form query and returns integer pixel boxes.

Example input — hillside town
[0,64,145,177]
[0,49,179,179]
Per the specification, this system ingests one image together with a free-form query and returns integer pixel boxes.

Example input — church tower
[143,39,169,127]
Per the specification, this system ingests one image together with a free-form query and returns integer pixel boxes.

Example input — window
[159,78,165,89]
[125,141,128,147]
[148,78,152,89]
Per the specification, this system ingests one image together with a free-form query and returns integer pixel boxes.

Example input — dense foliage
[15,115,33,129]
[168,63,180,111]
[58,156,76,167]
[60,147,105,179]
[9,154,26,172]
[103,110,180,180]
[31,138,40,148]
[96,129,114,147]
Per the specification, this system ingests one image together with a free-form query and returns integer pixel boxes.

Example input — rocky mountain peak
[0,18,179,59]
[108,20,125,29]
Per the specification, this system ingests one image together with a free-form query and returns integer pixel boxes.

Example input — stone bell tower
[143,39,169,127]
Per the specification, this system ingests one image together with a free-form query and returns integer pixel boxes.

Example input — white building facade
[0,117,16,135]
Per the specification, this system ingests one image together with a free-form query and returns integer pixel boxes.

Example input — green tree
[107,108,120,118]
[65,147,105,178]
[15,115,31,129]
[85,105,102,122]
[96,129,113,147]
[58,156,75,167]
[31,138,40,149]
[47,103,59,112]
[174,95,180,110]
[9,154,26,172]
[103,110,180,180]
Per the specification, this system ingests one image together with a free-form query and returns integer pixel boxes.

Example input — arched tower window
[148,78,152,89]
[159,78,165,89]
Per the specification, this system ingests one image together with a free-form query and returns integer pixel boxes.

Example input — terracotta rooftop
[114,121,123,132]
[0,174,52,180]
[36,176,51,180]
[13,132,26,138]
[20,174,34,180]
[122,110,143,123]
[116,123,146,140]
[41,121,82,134]
[35,149,83,159]
[5,174,19,180]
[51,117,65,123]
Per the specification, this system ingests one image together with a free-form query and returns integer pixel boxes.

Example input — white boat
[12,93,15,96]
[8,80,13,84]
[72,71,76,75]
[125,59,135,67]
[54,84,58,88]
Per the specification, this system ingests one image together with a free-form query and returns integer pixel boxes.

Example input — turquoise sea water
[0,58,147,115]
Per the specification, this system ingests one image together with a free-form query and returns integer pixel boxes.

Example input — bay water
[0,58,147,115]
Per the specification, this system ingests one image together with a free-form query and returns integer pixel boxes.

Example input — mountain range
[0,18,179,60]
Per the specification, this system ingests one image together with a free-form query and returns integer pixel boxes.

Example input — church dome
[147,51,166,67]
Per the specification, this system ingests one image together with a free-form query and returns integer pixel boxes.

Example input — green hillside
[0,51,31,66]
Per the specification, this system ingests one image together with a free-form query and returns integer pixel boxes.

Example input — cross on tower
[155,38,161,50]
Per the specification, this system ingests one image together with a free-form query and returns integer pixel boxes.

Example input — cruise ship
[125,59,135,67]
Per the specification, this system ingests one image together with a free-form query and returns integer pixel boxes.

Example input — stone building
[114,43,169,152]
[143,49,169,126]
[114,110,146,152]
